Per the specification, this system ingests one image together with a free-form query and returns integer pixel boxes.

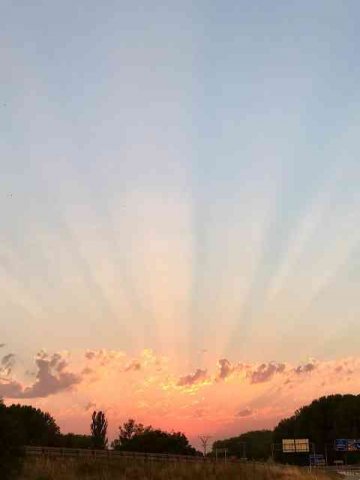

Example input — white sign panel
[295,439,309,452]
[282,439,309,453]
[282,439,296,452]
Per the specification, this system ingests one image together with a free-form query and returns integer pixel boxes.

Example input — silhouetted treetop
[112,418,198,455]
[90,410,108,449]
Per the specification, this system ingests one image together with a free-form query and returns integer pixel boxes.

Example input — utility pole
[215,448,228,463]
[325,443,328,466]
[238,441,247,460]
[199,435,212,457]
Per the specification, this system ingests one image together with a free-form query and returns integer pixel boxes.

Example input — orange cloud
[248,362,286,384]
[2,348,360,443]
[177,368,208,387]
[236,408,254,418]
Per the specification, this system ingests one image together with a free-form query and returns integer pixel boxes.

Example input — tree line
[0,400,199,479]
[89,413,199,455]
[0,400,199,452]
[213,394,360,465]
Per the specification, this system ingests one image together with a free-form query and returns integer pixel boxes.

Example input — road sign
[282,439,309,453]
[335,439,360,452]
[335,439,348,451]
[310,454,326,466]
[295,439,310,452]
[282,439,295,452]
[348,440,360,451]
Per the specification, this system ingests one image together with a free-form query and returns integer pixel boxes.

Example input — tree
[212,430,273,460]
[0,400,24,480]
[112,418,148,449]
[90,411,108,449]
[122,429,197,455]
[55,433,92,449]
[112,418,198,455]
[6,404,60,446]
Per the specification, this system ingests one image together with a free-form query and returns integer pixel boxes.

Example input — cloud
[84,349,126,365]
[19,352,81,398]
[81,367,93,375]
[0,379,23,398]
[237,408,253,417]
[1,353,15,376]
[2,346,360,432]
[294,362,316,374]
[0,351,81,399]
[177,368,208,387]
[216,358,235,381]
[85,350,96,360]
[248,362,286,384]
[83,349,160,376]
[125,360,141,372]
[84,401,96,411]
[215,359,250,382]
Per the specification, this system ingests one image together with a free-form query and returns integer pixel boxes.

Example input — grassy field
[20,457,340,480]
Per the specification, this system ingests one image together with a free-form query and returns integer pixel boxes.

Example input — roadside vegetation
[20,457,339,480]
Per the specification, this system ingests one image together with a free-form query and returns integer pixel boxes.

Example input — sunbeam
[1,0,360,444]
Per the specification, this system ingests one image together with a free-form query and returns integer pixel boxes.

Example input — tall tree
[90,411,108,449]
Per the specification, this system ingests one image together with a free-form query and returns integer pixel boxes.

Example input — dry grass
[20,457,339,480]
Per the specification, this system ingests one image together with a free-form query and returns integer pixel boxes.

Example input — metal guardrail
[24,446,206,463]
[311,465,360,477]
[27,447,360,473]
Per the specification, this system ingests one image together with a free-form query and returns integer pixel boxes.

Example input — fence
[27,446,359,473]
[24,446,206,463]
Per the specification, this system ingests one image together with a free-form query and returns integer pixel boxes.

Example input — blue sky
[1,0,360,373]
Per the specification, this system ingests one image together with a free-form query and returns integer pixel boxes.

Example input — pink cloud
[3,348,360,444]
[124,360,142,372]
[248,362,286,384]
[1,353,15,376]
[177,368,208,387]
[294,361,317,374]
[0,351,81,399]
[216,359,235,381]
[236,408,254,417]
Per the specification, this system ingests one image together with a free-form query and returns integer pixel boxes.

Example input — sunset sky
[1,0,360,446]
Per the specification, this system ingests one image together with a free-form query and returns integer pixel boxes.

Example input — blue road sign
[347,440,360,451]
[309,454,325,466]
[335,439,348,451]
[335,439,360,452]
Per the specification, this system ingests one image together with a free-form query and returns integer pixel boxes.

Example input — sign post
[309,454,326,467]
[282,438,310,469]
[215,448,228,463]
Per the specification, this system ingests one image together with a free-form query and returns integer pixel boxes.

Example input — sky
[1,0,360,446]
